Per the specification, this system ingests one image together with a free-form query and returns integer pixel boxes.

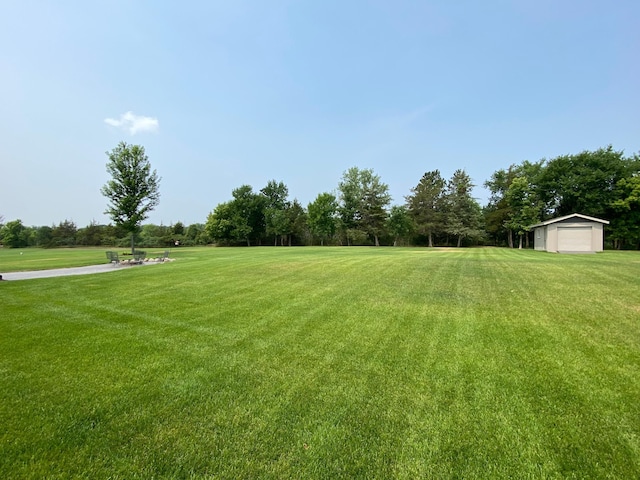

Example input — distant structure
[530,213,609,253]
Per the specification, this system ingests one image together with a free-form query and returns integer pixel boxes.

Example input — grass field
[1,247,639,479]
[0,247,173,272]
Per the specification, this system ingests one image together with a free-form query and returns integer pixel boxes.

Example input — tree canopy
[6,144,640,250]
[261,180,291,246]
[537,146,636,219]
[205,185,265,246]
[406,170,446,247]
[442,169,484,247]
[484,147,640,248]
[101,142,161,253]
[307,192,338,246]
[337,167,391,246]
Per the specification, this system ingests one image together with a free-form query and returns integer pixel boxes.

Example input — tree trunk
[321,238,324,246]
[246,238,251,247]
[428,232,433,247]
[518,234,523,249]
[274,236,277,246]
[374,235,380,247]
[393,237,398,247]
[130,233,135,255]
[525,232,530,248]
[457,235,462,247]
[508,230,514,248]
[288,236,292,247]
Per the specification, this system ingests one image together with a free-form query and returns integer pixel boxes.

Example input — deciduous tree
[34,225,54,247]
[205,186,265,246]
[0,219,28,248]
[287,199,308,246]
[205,202,235,245]
[502,176,543,249]
[308,193,337,246]
[484,161,544,247]
[386,205,413,246]
[101,142,161,254]
[261,180,290,245]
[610,176,640,249]
[537,146,636,219]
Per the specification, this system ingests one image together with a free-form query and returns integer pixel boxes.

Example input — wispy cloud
[104,111,159,135]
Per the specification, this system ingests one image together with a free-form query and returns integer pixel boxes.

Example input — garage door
[557,226,592,252]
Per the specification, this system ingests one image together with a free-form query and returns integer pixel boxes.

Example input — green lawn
[1,247,639,479]
[0,247,174,272]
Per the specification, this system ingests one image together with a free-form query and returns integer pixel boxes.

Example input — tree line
[484,146,640,249]
[205,146,639,248]
[1,145,638,249]
[0,219,209,249]
[204,167,485,247]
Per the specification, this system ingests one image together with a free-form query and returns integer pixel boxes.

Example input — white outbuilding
[530,213,609,253]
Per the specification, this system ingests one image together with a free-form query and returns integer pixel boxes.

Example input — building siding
[530,214,607,253]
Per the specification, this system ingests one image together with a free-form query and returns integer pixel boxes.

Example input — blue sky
[1,0,638,227]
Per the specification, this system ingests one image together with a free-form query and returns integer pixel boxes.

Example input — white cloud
[104,111,159,135]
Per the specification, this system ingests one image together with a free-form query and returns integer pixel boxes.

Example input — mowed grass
[1,247,639,479]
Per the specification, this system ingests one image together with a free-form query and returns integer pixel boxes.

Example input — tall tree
[234,185,266,246]
[610,176,640,249]
[337,167,364,244]
[360,169,392,246]
[34,225,54,247]
[261,180,290,246]
[484,161,545,247]
[537,146,637,219]
[50,219,78,247]
[406,170,445,247]
[337,167,391,246]
[287,199,308,246]
[260,180,289,210]
[443,170,484,247]
[386,205,414,247]
[266,209,290,246]
[502,176,543,249]
[0,219,28,248]
[101,142,161,254]
[307,193,337,246]
[205,185,265,246]
[484,166,518,247]
[205,201,236,245]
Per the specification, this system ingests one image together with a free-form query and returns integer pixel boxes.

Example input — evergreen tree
[406,170,445,247]
[443,170,484,247]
